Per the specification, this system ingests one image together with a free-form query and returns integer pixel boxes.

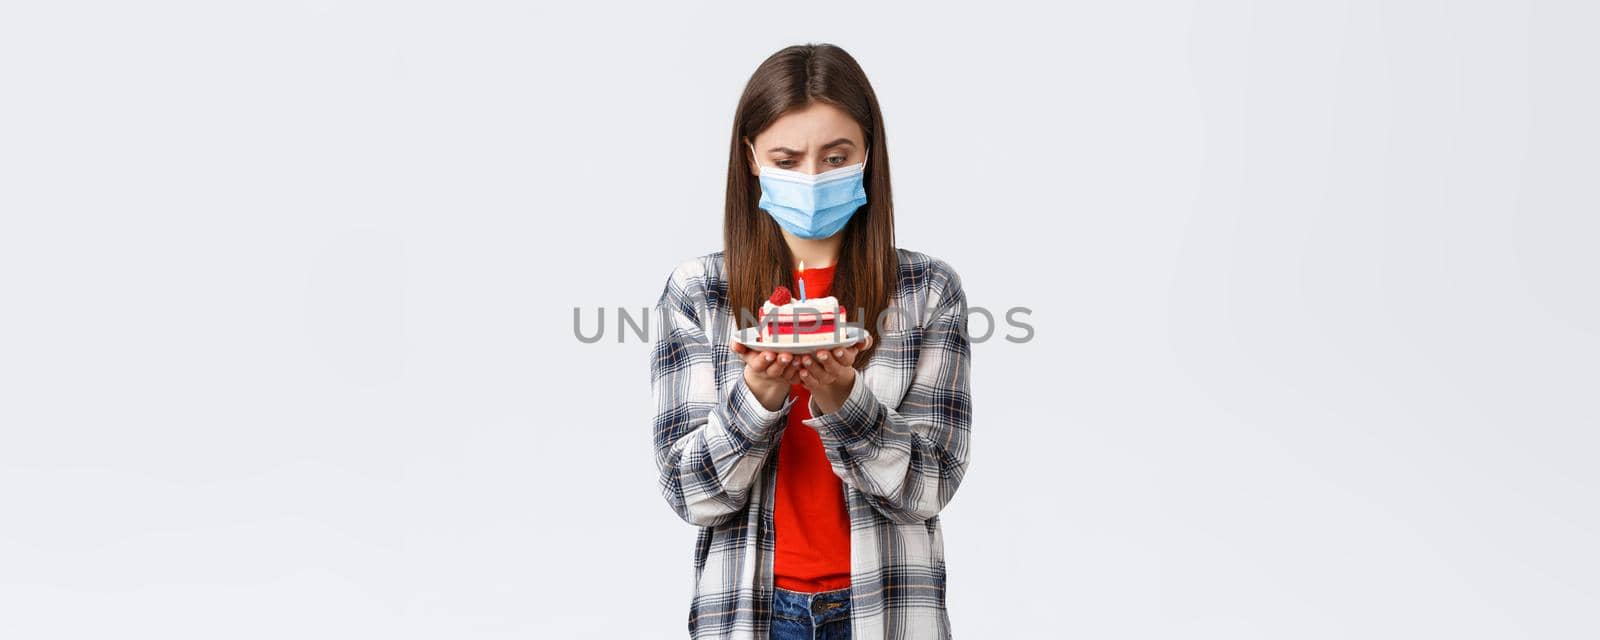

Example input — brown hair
[723,43,895,366]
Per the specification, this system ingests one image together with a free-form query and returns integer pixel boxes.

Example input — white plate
[733,326,866,353]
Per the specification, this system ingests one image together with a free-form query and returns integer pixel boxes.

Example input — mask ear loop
[746,140,766,172]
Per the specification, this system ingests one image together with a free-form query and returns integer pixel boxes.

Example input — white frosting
[761,295,840,315]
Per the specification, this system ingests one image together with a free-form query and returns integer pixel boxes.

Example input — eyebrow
[766,138,857,154]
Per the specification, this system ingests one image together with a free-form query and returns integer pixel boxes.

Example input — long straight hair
[723,43,895,367]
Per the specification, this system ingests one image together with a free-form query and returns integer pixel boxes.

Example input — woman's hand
[732,340,801,412]
[799,332,874,415]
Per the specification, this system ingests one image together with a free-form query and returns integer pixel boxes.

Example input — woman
[650,43,972,640]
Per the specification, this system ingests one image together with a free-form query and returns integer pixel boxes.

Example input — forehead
[755,101,864,149]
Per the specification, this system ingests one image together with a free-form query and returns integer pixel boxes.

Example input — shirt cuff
[801,372,879,449]
[727,374,794,444]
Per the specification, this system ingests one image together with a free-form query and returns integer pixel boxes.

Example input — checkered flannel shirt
[650,247,973,639]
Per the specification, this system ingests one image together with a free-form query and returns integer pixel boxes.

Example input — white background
[2,1,1596,638]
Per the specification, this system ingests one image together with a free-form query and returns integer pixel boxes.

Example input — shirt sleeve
[651,261,796,527]
[802,264,973,524]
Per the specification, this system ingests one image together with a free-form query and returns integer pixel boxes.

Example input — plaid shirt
[650,248,973,639]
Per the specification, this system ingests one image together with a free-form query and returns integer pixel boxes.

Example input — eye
[826,155,846,166]
[776,159,796,168]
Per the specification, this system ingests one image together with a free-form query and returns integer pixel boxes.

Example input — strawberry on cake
[757,285,847,344]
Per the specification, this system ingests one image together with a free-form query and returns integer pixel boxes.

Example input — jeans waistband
[772,585,852,626]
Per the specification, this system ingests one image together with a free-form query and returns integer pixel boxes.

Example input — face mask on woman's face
[748,141,869,239]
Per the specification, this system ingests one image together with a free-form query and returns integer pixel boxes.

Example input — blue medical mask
[748,141,869,239]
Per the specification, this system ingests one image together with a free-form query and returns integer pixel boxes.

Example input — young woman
[650,43,973,640]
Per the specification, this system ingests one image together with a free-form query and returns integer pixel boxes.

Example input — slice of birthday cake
[757,286,847,344]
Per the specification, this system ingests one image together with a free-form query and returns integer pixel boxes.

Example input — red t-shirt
[773,262,852,592]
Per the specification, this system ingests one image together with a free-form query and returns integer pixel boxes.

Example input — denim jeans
[770,585,852,640]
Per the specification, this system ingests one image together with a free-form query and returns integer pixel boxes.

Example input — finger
[811,348,832,369]
[843,347,864,369]
[838,342,864,363]
[763,354,791,378]
[801,363,835,386]
[828,351,856,378]
[813,349,849,377]
[830,346,858,367]
[813,364,839,385]
[818,351,852,379]
[775,359,800,382]
[731,341,749,355]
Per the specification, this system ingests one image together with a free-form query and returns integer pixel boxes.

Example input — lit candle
[797,260,807,301]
